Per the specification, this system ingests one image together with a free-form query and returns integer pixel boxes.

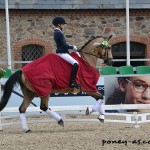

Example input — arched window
[112,42,146,67]
[22,44,44,66]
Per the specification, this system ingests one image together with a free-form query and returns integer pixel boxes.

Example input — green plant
[0,68,6,79]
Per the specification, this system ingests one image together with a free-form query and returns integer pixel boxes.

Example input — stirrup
[70,82,81,89]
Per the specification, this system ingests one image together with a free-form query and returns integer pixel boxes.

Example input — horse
[0,35,113,132]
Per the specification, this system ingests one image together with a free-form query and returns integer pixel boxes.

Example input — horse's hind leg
[19,88,35,133]
[40,95,64,127]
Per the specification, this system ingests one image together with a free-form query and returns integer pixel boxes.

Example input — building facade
[0,0,150,68]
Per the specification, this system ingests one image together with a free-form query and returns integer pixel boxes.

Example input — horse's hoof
[58,119,64,127]
[24,129,32,133]
[98,118,104,123]
[85,107,90,115]
[97,115,104,123]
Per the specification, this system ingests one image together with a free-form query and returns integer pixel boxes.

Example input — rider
[52,16,80,88]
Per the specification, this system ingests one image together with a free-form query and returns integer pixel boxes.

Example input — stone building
[0,0,150,68]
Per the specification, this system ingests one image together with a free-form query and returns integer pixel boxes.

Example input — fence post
[133,112,140,128]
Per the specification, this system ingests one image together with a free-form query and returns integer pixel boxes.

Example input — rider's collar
[54,28,62,32]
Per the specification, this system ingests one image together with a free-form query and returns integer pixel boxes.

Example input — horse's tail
[0,70,22,111]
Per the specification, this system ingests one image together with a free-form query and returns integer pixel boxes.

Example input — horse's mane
[79,36,102,51]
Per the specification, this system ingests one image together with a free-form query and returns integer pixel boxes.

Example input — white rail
[2,104,150,112]
[1,105,150,130]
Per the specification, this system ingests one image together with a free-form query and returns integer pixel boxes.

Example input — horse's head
[79,35,113,66]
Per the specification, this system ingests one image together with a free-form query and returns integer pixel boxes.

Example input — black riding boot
[70,63,80,89]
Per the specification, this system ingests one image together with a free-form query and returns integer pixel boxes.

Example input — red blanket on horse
[22,52,100,97]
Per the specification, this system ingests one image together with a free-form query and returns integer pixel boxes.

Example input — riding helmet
[52,16,67,26]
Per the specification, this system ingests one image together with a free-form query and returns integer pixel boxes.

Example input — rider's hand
[73,45,78,51]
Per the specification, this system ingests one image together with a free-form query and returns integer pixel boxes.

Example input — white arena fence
[1,77,150,130]
[1,104,150,130]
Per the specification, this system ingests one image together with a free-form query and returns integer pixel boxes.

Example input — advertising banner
[104,75,150,112]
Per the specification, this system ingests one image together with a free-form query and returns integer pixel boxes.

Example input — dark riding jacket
[54,28,73,54]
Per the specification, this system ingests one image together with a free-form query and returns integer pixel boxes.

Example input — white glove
[73,45,78,51]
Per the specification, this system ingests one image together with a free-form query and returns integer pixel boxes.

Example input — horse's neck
[80,49,98,68]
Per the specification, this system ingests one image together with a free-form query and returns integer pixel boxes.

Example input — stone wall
[0,9,150,68]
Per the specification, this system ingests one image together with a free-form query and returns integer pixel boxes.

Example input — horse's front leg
[40,95,64,127]
[85,91,105,123]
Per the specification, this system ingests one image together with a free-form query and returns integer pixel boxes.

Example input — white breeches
[57,53,78,65]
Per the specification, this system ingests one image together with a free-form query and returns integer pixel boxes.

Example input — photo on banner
[104,75,150,112]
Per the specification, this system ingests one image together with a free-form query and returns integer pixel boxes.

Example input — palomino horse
[0,35,113,132]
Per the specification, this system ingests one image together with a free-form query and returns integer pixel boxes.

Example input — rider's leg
[57,53,80,88]
[70,63,80,88]
[57,53,78,65]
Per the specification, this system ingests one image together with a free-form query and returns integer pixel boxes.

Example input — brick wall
[0,9,150,68]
